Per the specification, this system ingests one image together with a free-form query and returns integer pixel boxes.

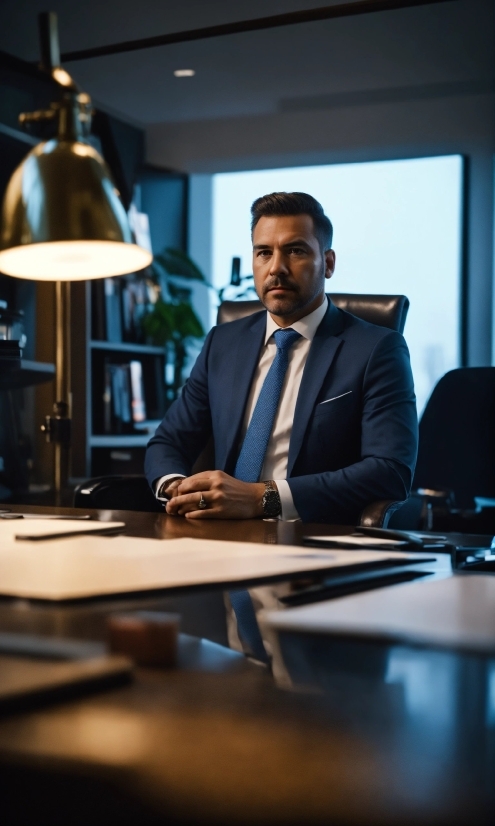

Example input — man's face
[252,214,335,324]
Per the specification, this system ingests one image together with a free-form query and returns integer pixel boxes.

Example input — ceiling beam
[61,0,457,63]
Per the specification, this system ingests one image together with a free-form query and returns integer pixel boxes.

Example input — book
[121,277,148,343]
[129,360,147,423]
[104,278,123,343]
[103,360,112,432]
[106,363,133,433]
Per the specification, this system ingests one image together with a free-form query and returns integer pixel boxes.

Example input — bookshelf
[1,50,189,492]
[0,115,57,499]
[90,435,151,448]
[71,279,168,481]
[69,164,189,483]
[90,341,164,355]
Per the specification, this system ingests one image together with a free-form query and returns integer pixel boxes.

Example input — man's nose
[269,249,289,275]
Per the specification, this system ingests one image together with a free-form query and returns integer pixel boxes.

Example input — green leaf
[155,248,206,281]
[141,297,204,347]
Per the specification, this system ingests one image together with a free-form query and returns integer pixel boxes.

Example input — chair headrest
[218,293,409,333]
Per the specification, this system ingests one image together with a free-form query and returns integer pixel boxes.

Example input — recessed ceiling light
[174,69,195,77]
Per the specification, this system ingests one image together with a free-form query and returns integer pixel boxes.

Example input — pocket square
[319,391,353,405]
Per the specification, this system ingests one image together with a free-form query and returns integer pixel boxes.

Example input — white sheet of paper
[0,533,429,601]
[305,535,407,547]
[0,519,125,539]
[263,574,495,654]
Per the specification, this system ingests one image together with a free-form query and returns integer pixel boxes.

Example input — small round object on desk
[107,611,180,668]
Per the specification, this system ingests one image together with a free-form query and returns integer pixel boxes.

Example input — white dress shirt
[239,296,328,519]
[155,297,328,520]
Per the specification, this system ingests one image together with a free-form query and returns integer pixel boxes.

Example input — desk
[0,505,493,825]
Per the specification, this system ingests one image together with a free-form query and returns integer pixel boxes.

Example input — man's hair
[251,191,333,251]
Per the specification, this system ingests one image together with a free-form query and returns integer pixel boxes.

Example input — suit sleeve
[144,328,215,488]
[287,331,418,524]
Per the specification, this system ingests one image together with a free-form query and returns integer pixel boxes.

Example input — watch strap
[261,480,282,517]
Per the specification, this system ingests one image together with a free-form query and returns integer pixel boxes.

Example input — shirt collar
[264,296,328,345]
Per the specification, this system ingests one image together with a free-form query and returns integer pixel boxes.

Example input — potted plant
[141,248,206,400]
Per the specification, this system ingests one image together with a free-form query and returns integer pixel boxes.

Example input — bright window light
[212,156,463,413]
[174,69,195,77]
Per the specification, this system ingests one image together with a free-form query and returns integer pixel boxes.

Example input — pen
[0,513,91,520]
[15,526,124,542]
[356,526,448,545]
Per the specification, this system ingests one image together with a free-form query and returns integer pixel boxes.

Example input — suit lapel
[217,311,266,470]
[287,301,345,476]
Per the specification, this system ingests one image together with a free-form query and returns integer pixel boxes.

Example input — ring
[198,493,207,510]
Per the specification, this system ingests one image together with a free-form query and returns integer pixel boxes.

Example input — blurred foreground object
[108,612,179,668]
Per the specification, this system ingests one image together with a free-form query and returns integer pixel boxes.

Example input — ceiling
[0,0,493,127]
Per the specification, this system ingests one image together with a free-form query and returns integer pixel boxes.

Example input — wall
[148,90,495,366]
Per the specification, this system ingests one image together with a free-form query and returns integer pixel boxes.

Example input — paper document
[304,535,407,548]
[263,575,495,654]
[0,534,435,602]
[0,519,125,542]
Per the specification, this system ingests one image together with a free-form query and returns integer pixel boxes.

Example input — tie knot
[273,328,301,352]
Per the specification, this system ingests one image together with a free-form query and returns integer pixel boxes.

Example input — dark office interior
[0,1,494,824]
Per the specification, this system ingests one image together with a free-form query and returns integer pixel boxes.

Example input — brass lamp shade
[0,138,152,280]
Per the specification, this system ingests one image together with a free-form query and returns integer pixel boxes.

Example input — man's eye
[289,247,305,254]
[257,250,271,257]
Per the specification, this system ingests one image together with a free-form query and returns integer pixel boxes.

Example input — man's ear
[324,249,336,280]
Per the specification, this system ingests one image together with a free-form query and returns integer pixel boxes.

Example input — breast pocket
[307,390,360,469]
[313,390,354,418]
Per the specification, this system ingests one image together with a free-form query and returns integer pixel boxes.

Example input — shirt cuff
[274,480,301,521]
[154,474,186,501]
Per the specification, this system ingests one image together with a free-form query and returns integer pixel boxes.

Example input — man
[145,191,418,526]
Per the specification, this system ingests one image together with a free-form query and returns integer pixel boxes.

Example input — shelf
[90,434,150,448]
[0,360,55,390]
[90,341,165,355]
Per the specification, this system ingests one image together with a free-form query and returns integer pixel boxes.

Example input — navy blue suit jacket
[145,301,418,524]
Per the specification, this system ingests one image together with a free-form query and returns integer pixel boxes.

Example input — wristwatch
[261,480,282,518]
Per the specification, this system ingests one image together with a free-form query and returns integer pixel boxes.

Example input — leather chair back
[74,475,163,512]
[413,367,495,509]
[218,293,409,333]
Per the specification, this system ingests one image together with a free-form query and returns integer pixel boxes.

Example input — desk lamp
[0,12,152,500]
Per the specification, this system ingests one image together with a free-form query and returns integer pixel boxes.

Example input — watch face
[263,488,281,517]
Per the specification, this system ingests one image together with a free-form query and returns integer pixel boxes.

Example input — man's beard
[259,272,323,316]
[261,280,301,316]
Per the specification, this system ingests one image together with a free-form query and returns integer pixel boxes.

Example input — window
[212,156,463,413]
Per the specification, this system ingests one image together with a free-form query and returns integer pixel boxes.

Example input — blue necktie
[234,327,302,483]
[230,327,301,662]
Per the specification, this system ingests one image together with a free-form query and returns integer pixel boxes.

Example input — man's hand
[165,471,267,519]
[161,477,183,500]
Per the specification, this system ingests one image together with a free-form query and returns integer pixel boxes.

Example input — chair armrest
[359,500,404,528]
[74,475,163,512]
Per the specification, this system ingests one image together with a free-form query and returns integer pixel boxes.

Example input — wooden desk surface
[5,502,489,549]
[0,505,492,825]
[2,501,352,544]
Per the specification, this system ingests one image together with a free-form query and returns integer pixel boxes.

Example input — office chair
[218,293,409,333]
[74,293,410,527]
[390,367,495,532]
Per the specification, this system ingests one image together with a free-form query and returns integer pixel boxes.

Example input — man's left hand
[165,471,266,519]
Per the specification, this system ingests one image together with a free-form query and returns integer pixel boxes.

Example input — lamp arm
[18,12,92,144]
